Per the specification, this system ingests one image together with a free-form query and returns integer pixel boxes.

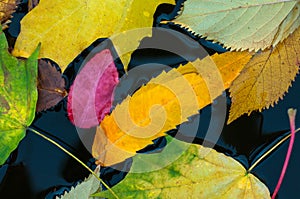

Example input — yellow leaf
[12,0,175,71]
[228,27,300,124]
[0,0,16,29]
[92,51,252,166]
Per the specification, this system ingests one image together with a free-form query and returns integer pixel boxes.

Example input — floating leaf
[36,60,67,112]
[28,0,39,11]
[0,31,39,165]
[228,27,300,124]
[171,0,300,51]
[92,51,252,166]
[67,49,119,129]
[0,0,17,29]
[93,137,270,198]
[56,166,101,199]
[12,0,175,71]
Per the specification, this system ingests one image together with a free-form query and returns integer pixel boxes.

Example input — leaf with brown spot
[36,60,67,112]
[228,27,300,124]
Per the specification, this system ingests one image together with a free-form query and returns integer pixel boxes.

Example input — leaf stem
[271,109,297,199]
[247,126,299,173]
[27,127,119,199]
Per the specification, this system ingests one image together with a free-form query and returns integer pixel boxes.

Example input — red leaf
[67,49,119,128]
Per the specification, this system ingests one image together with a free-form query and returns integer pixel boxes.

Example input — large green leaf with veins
[0,30,39,165]
[93,137,270,199]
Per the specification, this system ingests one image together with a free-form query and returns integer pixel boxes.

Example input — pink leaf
[67,49,119,128]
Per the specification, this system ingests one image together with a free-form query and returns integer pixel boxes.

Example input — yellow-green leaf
[12,0,175,71]
[93,137,270,199]
[228,27,300,124]
[92,51,252,166]
[171,0,300,51]
[0,30,39,165]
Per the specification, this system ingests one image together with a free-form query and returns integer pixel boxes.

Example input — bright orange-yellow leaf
[92,51,252,166]
[228,27,300,124]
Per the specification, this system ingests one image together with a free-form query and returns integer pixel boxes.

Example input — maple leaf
[92,51,252,166]
[93,137,270,199]
[0,0,17,29]
[171,0,300,51]
[0,30,39,165]
[36,60,67,112]
[12,0,175,71]
[67,49,119,129]
[228,27,300,124]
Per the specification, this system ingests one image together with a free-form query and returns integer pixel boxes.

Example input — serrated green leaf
[56,167,101,199]
[172,0,300,51]
[0,30,39,165]
[93,137,270,199]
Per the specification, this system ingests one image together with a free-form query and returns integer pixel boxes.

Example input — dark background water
[1,0,300,198]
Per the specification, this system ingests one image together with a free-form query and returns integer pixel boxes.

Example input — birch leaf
[0,31,39,165]
[12,0,175,71]
[228,27,300,124]
[56,167,101,199]
[92,51,252,166]
[93,138,270,199]
[172,0,300,51]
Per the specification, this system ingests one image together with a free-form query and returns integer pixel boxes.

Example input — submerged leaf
[12,0,175,70]
[67,49,119,129]
[0,31,39,164]
[36,60,67,112]
[0,0,17,29]
[92,51,252,166]
[57,166,101,199]
[172,0,300,51]
[228,27,300,124]
[93,138,270,199]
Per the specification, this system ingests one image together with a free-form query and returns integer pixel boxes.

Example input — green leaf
[0,30,39,165]
[172,0,300,51]
[93,137,270,199]
[56,167,101,199]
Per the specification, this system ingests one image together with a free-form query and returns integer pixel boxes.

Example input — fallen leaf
[56,166,101,199]
[67,49,119,129]
[93,137,270,199]
[0,30,39,164]
[12,0,175,71]
[92,51,252,166]
[228,27,300,124]
[36,60,67,112]
[171,0,300,51]
[0,0,17,29]
[28,0,39,11]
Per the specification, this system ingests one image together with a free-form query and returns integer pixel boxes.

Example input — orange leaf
[93,51,252,166]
